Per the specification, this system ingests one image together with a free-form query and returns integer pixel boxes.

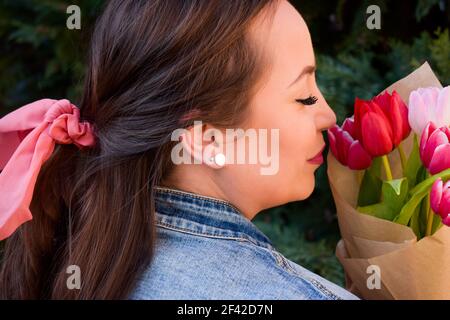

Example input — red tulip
[328,118,372,170]
[420,122,450,175]
[430,178,450,226]
[354,98,393,157]
[373,90,410,146]
[354,90,410,157]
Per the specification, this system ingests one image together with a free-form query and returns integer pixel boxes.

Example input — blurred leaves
[0,0,103,114]
[316,52,384,123]
[386,28,450,85]
[415,0,442,21]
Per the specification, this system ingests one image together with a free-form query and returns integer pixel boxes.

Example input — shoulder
[129,226,358,300]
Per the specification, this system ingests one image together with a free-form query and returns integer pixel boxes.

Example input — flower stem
[381,155,393,181]
[398,142,407,173]
[425,172,434,237]
[425,198,434,237]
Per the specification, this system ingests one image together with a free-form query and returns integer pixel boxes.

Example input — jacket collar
[153,186,274,250]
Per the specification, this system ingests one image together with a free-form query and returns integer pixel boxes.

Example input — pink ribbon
[0,99,96,240]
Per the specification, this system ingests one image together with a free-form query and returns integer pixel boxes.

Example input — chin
[293,174,315,201]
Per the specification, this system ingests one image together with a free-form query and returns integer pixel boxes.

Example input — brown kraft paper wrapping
[328,62,449,299]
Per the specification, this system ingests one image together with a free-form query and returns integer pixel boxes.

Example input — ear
[179,121,227,169]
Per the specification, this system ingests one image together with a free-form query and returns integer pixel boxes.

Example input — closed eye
[296,95,318,106]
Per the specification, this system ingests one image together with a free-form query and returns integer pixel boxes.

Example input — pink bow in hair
[0,99,96,240]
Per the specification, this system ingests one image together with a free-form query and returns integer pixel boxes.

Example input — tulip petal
[409,90,431,136]
[337,130,353,165]
[373,91,391,115]
[423,87,441,124]
[361,111,393,157]
[347,140,372,170]
[428,143,450,175]
[421,86,439,105]
[423,129,449,166]
[420,122,437,161]
[435,86,450,128]
[380,93,407,146]
[392,91,411,141]
[328,125,353,166]
[328,128,340,162]
[342,117,356,139]
[354,98,368,141]
[430,178,443,214]
[441,126,450,141]
[438,184,450,220]
[442,214,450,227]
[420,123,445,168]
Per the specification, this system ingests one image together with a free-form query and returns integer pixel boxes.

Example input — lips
[307,145,325,165]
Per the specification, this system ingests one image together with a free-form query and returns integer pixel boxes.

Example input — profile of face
[166,0,337,219]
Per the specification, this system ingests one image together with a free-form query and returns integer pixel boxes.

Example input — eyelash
[296,95,318,106]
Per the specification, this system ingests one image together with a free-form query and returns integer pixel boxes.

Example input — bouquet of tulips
[327,62,450,299]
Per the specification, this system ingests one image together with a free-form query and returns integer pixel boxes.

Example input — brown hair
[0,0,278,299]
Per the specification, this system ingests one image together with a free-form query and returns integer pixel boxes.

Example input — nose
[315,92,336,131]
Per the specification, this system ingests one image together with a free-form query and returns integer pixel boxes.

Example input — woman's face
[167,0,337,219]
[218,0,337,216]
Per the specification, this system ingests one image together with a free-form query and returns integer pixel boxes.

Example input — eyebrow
[287,64,316,88]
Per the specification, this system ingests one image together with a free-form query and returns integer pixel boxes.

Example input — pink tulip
[409,86,450,136]
[420,122,450,174]
[328,118,372,170]
[430,178,450,226]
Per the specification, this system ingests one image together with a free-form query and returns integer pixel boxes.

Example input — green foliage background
[0,0,449,287]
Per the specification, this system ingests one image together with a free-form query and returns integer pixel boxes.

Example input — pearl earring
[210,153,226,167]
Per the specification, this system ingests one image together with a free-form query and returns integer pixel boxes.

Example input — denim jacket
[129,186,359,300]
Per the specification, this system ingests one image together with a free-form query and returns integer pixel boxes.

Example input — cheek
[279,116,316,170]
[243,97,318,200]
[277,116,317,199]
[249,131,312,199]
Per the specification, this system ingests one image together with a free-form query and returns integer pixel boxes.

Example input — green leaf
[357,157,382,206]
[404,134,424,188]
[407,166,430,238]
[410,192,431,239]
[418,193,429,237]
[431,214,443,234]
[409,203,423,238]
[386,179,406,197]
[394,168,450,225]
[358,178,409,221]
[382,178,409,211]
[410,169,450,195]
[358,203,395,220]
[394,190,428,225]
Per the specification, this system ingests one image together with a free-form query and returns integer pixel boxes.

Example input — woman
[0,0,358,299]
